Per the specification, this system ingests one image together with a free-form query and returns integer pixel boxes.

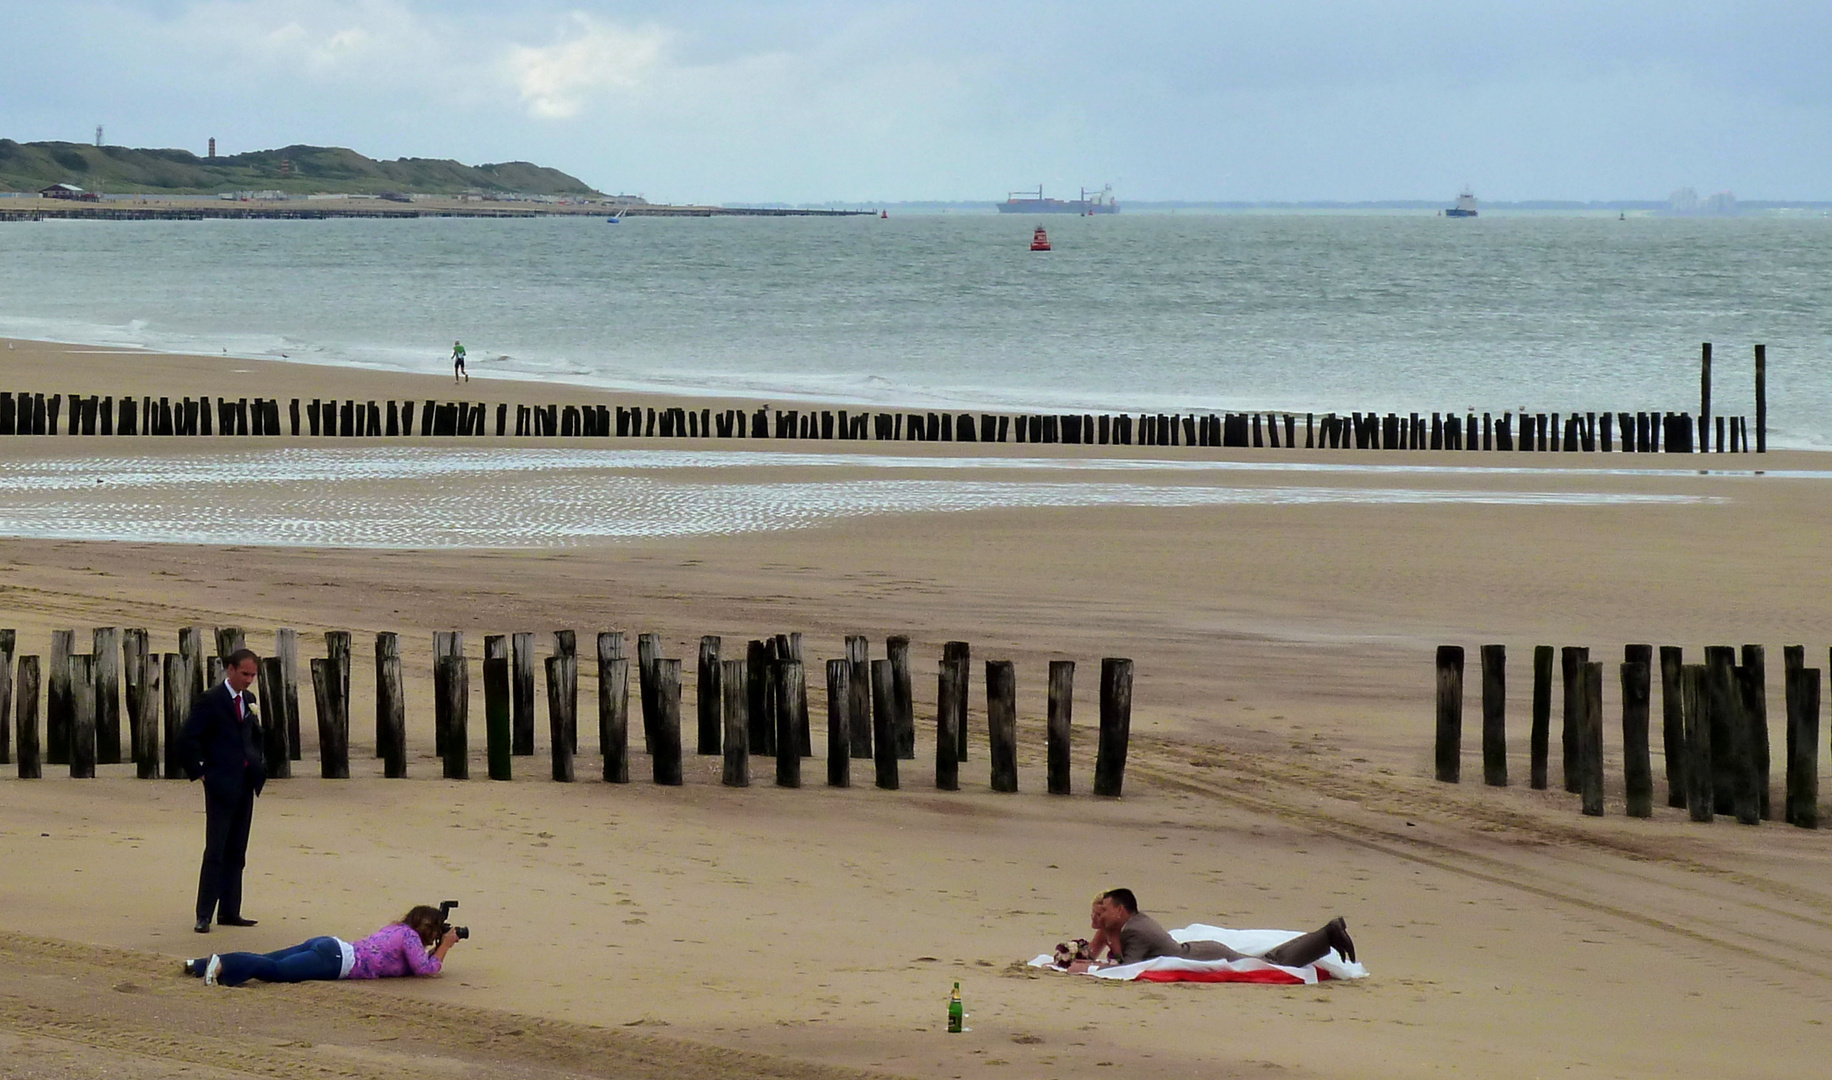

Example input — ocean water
[1,212,1828,445]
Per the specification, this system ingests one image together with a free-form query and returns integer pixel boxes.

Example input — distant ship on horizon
[1444,190,1478,218]
[997,185,1119,214]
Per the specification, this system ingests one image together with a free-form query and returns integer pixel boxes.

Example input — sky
[3,1,1830,203]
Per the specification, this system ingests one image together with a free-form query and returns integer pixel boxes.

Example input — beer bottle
[948,982,963,1033]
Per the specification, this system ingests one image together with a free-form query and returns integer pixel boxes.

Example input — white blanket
[1028,924,1368,985]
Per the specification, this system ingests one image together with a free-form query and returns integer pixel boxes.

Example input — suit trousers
[195,776,257,922]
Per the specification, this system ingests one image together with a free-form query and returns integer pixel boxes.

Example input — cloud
[503,13,669,119]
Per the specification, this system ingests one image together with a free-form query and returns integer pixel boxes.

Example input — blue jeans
[216,936,342,986]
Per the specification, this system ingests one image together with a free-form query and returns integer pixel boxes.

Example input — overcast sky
[4,1,1828,203]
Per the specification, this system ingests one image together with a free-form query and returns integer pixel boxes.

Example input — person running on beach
[1078,888,1355,969]
[452,340,468,382]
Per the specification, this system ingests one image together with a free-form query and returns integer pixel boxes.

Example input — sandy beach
[3,338,1831,1080]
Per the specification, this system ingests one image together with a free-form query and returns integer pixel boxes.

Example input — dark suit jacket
[179,682,266,797]
[1118,913,1235,964]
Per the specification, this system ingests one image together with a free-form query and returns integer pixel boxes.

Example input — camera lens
[455,926,470,940]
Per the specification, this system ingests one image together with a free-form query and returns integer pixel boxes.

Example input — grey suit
[1118,913,1245,964]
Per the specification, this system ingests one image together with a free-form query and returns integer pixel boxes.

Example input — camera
[438,899,470,941]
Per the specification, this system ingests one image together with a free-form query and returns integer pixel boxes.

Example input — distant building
[40,183,85,199]
[1667,187,1736,216]
[1668,187,1698,214]
[1702,191,1737,215]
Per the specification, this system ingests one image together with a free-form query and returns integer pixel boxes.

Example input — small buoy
[880,209,888,219]
[1030,226,1051,251]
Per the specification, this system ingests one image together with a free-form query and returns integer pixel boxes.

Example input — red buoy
[1030,226,1051,251]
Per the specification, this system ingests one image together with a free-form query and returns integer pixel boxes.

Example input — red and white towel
[1029,924,1368,985]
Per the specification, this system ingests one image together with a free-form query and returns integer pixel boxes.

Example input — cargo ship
[1444,189,1478,218]
[997,185,1118,214]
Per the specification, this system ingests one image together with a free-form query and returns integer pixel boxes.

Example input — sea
[2,211,1829,447]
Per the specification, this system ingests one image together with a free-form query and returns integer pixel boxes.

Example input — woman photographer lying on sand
[1058,888,1356,971]
[183,904,460,987]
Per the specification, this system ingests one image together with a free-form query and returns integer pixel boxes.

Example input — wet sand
[3,339,1832,1079]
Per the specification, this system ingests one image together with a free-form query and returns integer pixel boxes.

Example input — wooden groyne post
[697,636,722,755]
[1094,658,1133,798]
[1741,644,1771,820]
[484,651,513,781]
[1621,648,1652,818]
[722,659,749,787]
[888,636,915,760]
[774,656,803,788]
[1782,647,1818,828]
[652,659,683,786]
[0,631,13,767]
[15,656,40,779]
[1560,647,1588,793]
[986,660,1018,793]
[945,641,971,762]
[377,633,406,777]
[1580,661,1604,816]
[47,629,71,766]
[511,632,535,756]
[1682,664,1712,822]
[93,627,120,765]
[1047,660,1074,795]
[69,654,96,779]
[1699,342,1712,453]
[826,659,850,788]
[1435,646,1464,783]
[311,656,351,779]
[1659,646,1685,808]
[258,657,290,779]
[1529,645,1553,790]
[161,652,190,780]
[1754,344,1767,453]
[845,636,871,759]
[276,628,301,761]
[544,653,574,782]
[120,629,146,773]
[936,657,964,792]
[554,630,578,753]
[602,655,630,784]
[871,659,898,790]
[746,639,774,757]
[1704,647,1757,825]
[1480,644,1506,786]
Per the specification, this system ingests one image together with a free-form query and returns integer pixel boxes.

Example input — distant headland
[0,140,598,198]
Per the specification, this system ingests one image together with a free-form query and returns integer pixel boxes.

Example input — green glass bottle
[948,982,963,1033]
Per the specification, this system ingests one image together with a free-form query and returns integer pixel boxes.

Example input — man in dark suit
[1088,888,1355,968]
[178,648,266,934]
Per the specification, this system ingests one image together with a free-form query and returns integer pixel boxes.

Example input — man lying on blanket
[1067,888,1356,973]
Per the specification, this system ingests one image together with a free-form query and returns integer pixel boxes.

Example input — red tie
[235,693,244,722]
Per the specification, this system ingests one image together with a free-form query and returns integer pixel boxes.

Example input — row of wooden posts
[0,628,1136,797]
[0,388,1765,455]
[1433,643,1824,828]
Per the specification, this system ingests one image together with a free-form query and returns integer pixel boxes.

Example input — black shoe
[194,919,211,934]
[217,916,258,927]
[1326,917,1357,965]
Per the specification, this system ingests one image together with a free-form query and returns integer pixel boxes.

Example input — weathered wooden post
[889,635,915,759]
[1682,664,1712,821]
[257,657,290,779]
[15,655,41,779]
[697,636,722,755]
[1094,658,1133,798]
[1754,343,1766,454]
[324,630,351,760]
[871,659,898,790]
[1580,661,1604,816]
[47,629,72,766]
[214,627,245,662]
[1046,660,1074,795]
[1783,656,1818,829]
[132,647,161,779]
[846,636,871,758]
[544,654,574,782]
[945,641,971,762]
[162,653,190,779]
[1435,646,1464,783]
[180,626,207,715]
[934,658,963,792]
[1699,341,1712,452]
[635,631,661,753]
[68,654,96,778]
[1659,646,1685,808]
[275,628,301,761]
[0,630,11,768]
[121,628,146,767]
[598,656,630,783]
[1621,657,1652,818]
[1705,647,1756,825]
[774,657,803,788]
[438,651,468,779]
[1480,644,1506,786]
[722,659,749,787]
[374,634,406,778]
[484,654,512,781]
[1561,646,1588,793]
[554,630,578,753]
[827,659,851,788]
[1741,644,1770,820]
[986,660,1018,793]
[789,633,812,757]
[511,632,535,755]
[93,627,121,765]
[311,657,350,779]
[746,639,774,756]
[653,659,683,786]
